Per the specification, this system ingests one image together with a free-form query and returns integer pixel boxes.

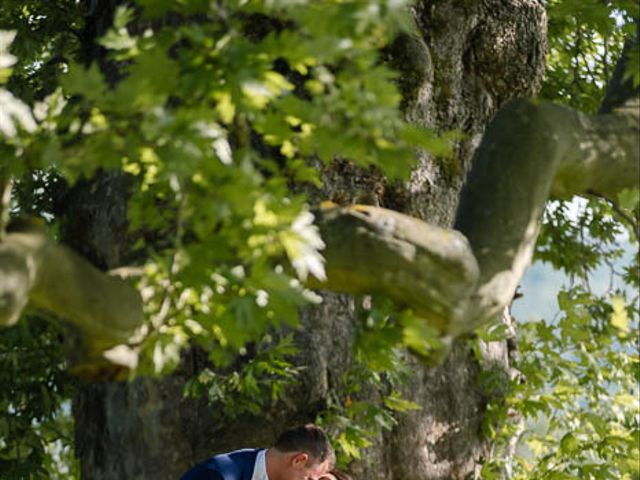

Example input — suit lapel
[241,448,259,480]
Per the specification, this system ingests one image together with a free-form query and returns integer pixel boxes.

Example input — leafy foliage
[0,317,77,479]
[479,2,640,477]
[542,0,639,112]
[0,0,434,475]
[0,0,638,477]
[317,296,421,466]
[38,0,435,377]
[183,333,303,418]
[482,196,639,479]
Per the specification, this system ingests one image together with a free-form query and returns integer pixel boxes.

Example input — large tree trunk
[348,3,546,478]
[70,1,546,478]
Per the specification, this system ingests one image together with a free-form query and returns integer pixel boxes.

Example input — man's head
[266,424,334,480]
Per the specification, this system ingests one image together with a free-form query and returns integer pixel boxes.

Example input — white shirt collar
[251,449,269,480]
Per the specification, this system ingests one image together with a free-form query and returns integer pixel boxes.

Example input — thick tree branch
[309,204,479,332]
[455,97,639,332]
[0,230,142,372]
[454,28,638,332]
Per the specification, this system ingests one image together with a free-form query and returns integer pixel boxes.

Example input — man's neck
[265,448,278,480]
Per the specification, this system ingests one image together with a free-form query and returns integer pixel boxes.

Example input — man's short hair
[273,424,334,466]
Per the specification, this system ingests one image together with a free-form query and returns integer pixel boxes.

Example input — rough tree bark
[350,3,546,478]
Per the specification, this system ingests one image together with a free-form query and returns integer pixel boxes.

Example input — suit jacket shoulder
[180,448,261,480]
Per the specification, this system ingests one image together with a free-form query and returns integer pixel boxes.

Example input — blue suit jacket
[180,448,262,480]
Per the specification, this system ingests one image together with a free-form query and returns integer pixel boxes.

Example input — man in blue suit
[180,424,335,480]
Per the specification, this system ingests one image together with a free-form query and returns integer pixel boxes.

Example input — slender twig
[586,189,640,243]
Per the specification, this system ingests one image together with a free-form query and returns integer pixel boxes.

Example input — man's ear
[290,452,309,468]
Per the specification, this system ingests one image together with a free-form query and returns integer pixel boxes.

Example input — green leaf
[560,432,580,455]
[477,323,509,342]
[610,296,629,332]
[113,5,135,29]
[137,0,175,18]
[400,311,443,358]
[0,30,17,84]
[98,29,137,51]
[383,392,420,413]
[59,63,106,101]
[617,187,639,211]
[0,88,36,137]
[337,432,361,460]
[112,47,178,109]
